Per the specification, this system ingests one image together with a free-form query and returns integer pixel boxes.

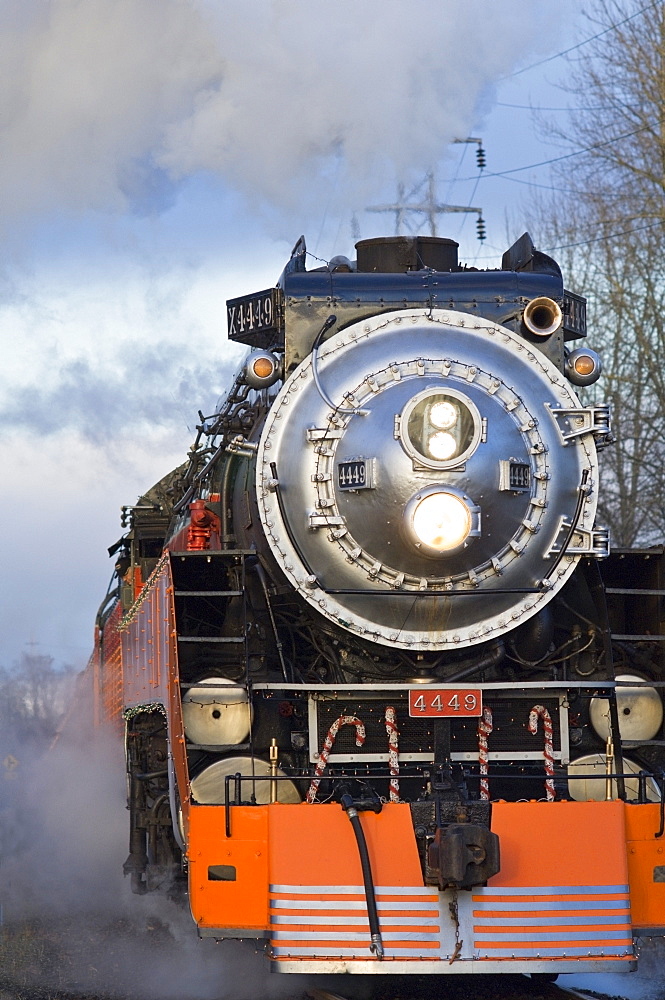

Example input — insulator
[476,216,486,241]
[476,145,486,170]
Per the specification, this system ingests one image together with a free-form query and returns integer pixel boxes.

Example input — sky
[0,0,590,671]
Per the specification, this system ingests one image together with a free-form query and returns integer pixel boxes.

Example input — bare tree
[531,0,665,545]
[0,652,77,753]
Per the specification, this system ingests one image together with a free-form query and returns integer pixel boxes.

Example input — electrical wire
[544,219,665,253]
[496,175,583,193]
[457,116,665,182]
[496,102,636,113]
[496,1,660,80]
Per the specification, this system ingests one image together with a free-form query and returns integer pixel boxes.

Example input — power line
[496,175,574,194]
[470,219,665,262]
[496,101,634,112]
[545,219,665,252]
[458,116,664,181]
[498,0,660,80]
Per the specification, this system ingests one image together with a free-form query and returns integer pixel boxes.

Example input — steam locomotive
[92,232,665,979]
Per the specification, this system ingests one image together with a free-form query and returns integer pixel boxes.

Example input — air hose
[340,793,384,959]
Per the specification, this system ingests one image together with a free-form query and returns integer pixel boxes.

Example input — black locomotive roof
[225,233,585,371]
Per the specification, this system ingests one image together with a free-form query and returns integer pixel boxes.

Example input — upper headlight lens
[411,491,472,551]
[429,400,458,430]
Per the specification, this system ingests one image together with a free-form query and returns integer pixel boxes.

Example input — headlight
[428,431,457,461]
[429,399,458,430]
[400,388,481,469]
[404,486,481,555]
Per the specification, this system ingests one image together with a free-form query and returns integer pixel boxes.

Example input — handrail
[220,767,665,838]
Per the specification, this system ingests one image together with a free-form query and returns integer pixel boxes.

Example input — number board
[509,461,530,489]
[226,288,283,345]
[337,460,372,490]
[563,289,586,339]
[409,688,482,718]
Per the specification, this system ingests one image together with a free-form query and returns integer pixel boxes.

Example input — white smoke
[0,0,561,226]
[0,724,305,999]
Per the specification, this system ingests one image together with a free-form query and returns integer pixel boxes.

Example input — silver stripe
[476,885,628,896]
[475,931,632,943]
[271,957,637,974]
[271,914,439,926]
[270,883,628,897]
[271,900,368,911]
[476,946,633,958]
[474,916,631,927]
[270,946,438,958]
[271,931,439,942]
[271,899,438,911]
[270,884,437,896]
[473,901,630,912]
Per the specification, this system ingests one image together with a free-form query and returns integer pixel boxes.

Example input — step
[177,636,246,644]
[175,590,242,597]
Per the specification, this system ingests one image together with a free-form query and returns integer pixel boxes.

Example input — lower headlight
[405,487,479,554]
[428,431,457,461]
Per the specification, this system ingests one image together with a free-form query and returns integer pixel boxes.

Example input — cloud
[0,0,560,227]
[0,0,221,220]
[0,345,232,441]
[0,257,253,439]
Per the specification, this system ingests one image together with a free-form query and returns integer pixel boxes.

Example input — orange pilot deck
[185,798,659,974]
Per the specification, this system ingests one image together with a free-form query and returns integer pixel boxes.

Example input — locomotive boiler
[92,232,665,980]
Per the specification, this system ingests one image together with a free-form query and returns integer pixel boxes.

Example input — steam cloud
[0,0,560,224]
[0,0,562,445]
[0,719,303,999]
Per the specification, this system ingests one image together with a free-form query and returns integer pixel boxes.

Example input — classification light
[244,350,282,388]
[253,356,275,379]
[576,356,594,376]
[565,348,602,387]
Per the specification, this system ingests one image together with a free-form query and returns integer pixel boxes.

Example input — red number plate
[408,688,482,717]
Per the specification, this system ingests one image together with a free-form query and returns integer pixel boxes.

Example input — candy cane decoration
[384,706,400,802]
[477,706,493,800]
[307,715,366,803]
[529,704,555,801]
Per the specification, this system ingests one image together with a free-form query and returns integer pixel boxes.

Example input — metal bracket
[309,514,345,528]
[306,427,344,442]
[546,403,612,447]
[548,522,610,559]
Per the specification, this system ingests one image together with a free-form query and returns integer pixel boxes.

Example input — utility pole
[367,140,486,241]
